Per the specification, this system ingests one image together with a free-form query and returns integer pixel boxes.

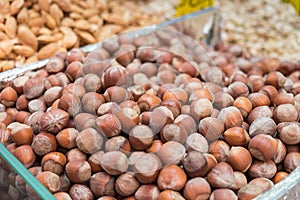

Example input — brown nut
[66,148,87,162]
[88,151,105,173]
[149,106,174,134]
[36,171,60,193]
[69,184,93,200]
[160,123,187,144]
[157,164,187,191]
[116,107,139,133]
[104,136,131,156]
[248,93,270,108]
[231,171,248,191]
[209,140,230,162]
[56,128,79,149]
[40,108,69,134]
[182,151,207,178]
[248,134,278,161]
[273,103,299,123]
[8,122,34,145]
[137,93,161,112]
[226,146,252,173]
[32,132,57,156]
[95,114,121,138]
[183,177,211,200]
[248,160,277,179]
[249,117,276,137]
[90,172,115,197]
[129,125,154,150]
[277,122,300,145]
[76,128,103,154]
[227,81,249,99]
[157,141,186,165]
[185,133,208,153]
[210,189,238,200]
[41,152,67,175]
[174,114,197,136]
[284,152,300,173]
[24,77,45,99]
[133,153,162,184]
[190,98,213,121]
[135,185,160,200]
[115,172,139,196]
[58,93,81,117]
[14,145,36,168]
[158,190,185,200]
[54,192,72,200]
[247,106,273,124]
[74,113,96,132]
[223,127,250,146]
[207,162,234,188]
[0,87,18,107]
[65,160,91,183]
[217,106,243,129]
[198,117,224,142]
[101,151,128,176]
[103,65,132,88]
[272,171,289,184]
[28,99,47,113]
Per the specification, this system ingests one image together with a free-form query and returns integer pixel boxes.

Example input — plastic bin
[0,6,299,200]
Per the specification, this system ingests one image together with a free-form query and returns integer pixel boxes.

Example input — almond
[0,40,14,57]
[13,45,35,57]
[10,0,24,16]
[74,29,96,44]
[37,35,57,44]
[42,11,57,30]
[37,42,60,60]
[16,7,29,24]
[17,25,38,50]
[49,4,63,26]
[0,61,14,72]
[60,26,78,49]
[5,16,17,38]
[53,0,71,12]
[38,0,51,12]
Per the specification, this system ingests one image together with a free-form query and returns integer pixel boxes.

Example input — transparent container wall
[0,143,55,200]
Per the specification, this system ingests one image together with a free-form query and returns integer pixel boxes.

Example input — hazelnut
[209,140,230,162]
[212,92,234,110]
[129,125,154,150]
[161,98,181,118]
[95,114,121,138]
[190,98,213,121]
[11,76,29,95]
[273,103,299,123]
[104,86,131,104]
[103,65,133,88]
[273,90,294,105]
[90,172,115,197]
[36,171,60,193]
[259,85,278,102]
[56,128,79,149]
[76,128,103,154]
[146,140,163,153]
[115,172,139,196]
[119,100,141,114]
[248,134,278,161]
[265,71,286,89]
[32,132,57,156]
[41,152,67,175]
[28,99,46,113]
[157,141,186,165]
[223,127,250,146]
[210,189,237,200]
[158,190,185,200]
[284,152,300,173]
[66,148,87,162]
[81,92,105,114]
[59,173,71,192]
[58,93,81,117]
[104,136,131,156]
[23,77,45,99]
[40,108,69,134]
[81,74,101,92]
[233,97,252,118]
[249,117,276,137]
[88,151,104,173]
[101,151,128,176]
[248,160,277,179]
[65,61,83,82]
[247,106,273,124]
[198,117,224,142]
[174,114,197,136]
[135,185,160,200]
[226,146,252,172]
[183,177,211,200]
[272,139,287,164]
[157,164,187,191]
[231,171,248,191]
[227,81,249,98]
[14,145,36,168]
[0,112,13,126]
[0,127,11,145]
[217,106,243,129]
[248,93,270,108]
[74,113,96,132]
[54,192,72,200]
[189,88,214,102]
[116,107,139,133]
[0,87,18,107]
[137,93,161,112]
[133,153,162,184]
[62,83,85,98]
[65,160,91,183]
[160,123,187,144]
[207,162,234,188]
[182,151,207,178]
[8,122,34,145]
[97,102,121,116]
[16,94,29,111]
[163,88,189,105]
[15,111,31,123]
[272,171,289,184]
[249,177,274,193]
[69,184,94,200]
[149,106,174,134]
[184,133,208,153]
[277,122,300,145]
[237,183,264,200]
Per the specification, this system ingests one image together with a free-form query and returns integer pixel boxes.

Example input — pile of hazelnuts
[0,29,299,200]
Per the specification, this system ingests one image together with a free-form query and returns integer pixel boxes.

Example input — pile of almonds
[0,0,176,71]
[220,0,300,61]
[0,28,300,200]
